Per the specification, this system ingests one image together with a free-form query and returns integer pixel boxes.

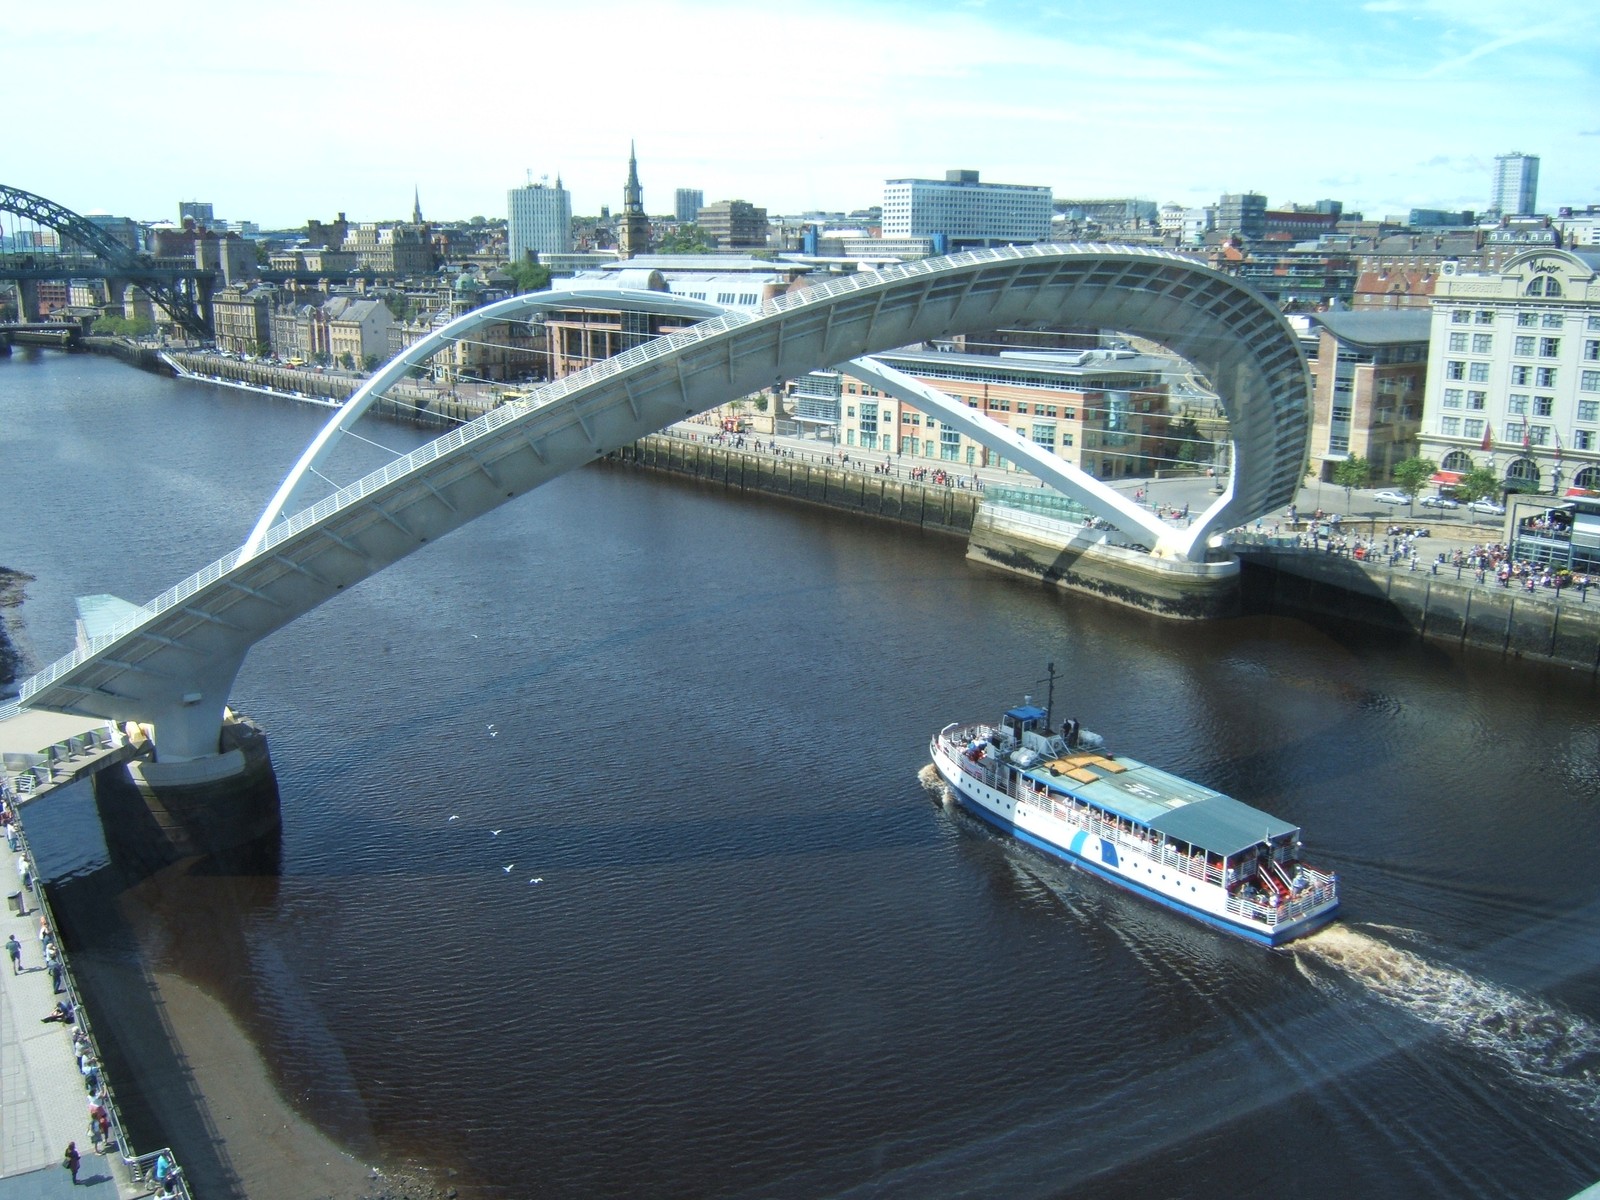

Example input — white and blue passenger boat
[930,672,1339,946]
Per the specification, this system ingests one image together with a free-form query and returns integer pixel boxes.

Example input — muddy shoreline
[0,564,33,691]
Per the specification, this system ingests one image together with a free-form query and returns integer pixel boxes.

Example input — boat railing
[1225,873,1338,927]
[1010,773,1230,883]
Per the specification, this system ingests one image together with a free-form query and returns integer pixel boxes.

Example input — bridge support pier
[94,715,280,869]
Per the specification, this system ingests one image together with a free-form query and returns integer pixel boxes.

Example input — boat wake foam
[1295,924,1600,1117]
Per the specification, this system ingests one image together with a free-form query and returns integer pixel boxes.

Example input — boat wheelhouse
[930,698,1339,946]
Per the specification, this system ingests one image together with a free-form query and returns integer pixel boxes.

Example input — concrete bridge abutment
[967,506,1242,620]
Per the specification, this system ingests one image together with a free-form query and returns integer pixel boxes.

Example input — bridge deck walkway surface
[0,842,142,1198]
[0,712,133,805]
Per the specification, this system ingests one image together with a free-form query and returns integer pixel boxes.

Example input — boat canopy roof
[1024,755,1299,858]
[1005,705,1048,723]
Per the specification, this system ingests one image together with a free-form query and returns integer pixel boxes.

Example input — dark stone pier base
[93,717,282,871]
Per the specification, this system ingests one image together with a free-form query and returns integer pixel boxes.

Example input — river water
[4,349,1600,1200]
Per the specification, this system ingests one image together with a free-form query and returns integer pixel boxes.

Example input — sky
[6,0,1597,230]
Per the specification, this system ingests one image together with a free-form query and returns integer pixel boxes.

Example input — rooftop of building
[596,255,801,275]
[1309,309,1433,346]
[872,344,1174,379]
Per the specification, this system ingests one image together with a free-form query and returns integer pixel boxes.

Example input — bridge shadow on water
[44,768,295,1200]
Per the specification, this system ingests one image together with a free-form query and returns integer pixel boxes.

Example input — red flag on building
[1554,427,1563,462]
[1522,419,1531,450]
[1481,422,1493,451]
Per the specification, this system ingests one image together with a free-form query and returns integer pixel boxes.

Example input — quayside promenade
[1,786,188,1198]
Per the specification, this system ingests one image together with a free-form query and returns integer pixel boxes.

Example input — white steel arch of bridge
[20,244,1309,764]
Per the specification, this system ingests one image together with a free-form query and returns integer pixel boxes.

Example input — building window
[1476,310,1495,325]
[1579,399,1600,422]
[1463,418,1484,440]
[1512,365,1532,385]
[1541,337,1561,357]
[1445,360,1465,380]
[1451,310,1473,324]
[1528,425,1550,446]
[1441,416,1461,436]
[1576,430,1595,451]
[1517,312,1539,327]
[1534,396,1554,417]
[940,427,961,461]
[1581,370,1600,392]
[1508,394,1529,414]
[1467,390,1487,410]
[1536,367,1557,387]
[1586,340,1600,361]
[1030,422,1056,449]
[1472,333,1493,353]
[1442,388,1463,408]
[1468,362,1490,382]
[1543,312,1564,327]
[1514,335,1536,356]
[1449,332,1468,352]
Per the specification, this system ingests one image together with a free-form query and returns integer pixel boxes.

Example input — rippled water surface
[6,350,1600,1199]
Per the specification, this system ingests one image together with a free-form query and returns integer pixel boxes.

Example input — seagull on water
[529,878,544,885]
[491,829,502,837]
[487,723,499,738]
[503,864,515,873]
[447,815,460,822]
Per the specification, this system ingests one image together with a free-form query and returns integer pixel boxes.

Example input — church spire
[619,141,650,259]
[412,185,423,226]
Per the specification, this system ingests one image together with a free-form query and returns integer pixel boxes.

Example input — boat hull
[931,737,1338,947]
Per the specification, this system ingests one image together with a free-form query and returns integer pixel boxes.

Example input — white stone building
[881,169,1051,250]
[1418,248,1600,498]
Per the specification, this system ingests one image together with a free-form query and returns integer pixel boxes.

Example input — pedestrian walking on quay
[6,933,21,974]
[63,1141,80,1184]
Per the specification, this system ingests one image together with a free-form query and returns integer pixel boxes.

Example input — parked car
[1420,495,1461,509]
[1372,489,1410,505]
[1468,499,1507,515]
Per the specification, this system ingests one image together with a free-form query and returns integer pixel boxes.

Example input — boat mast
[1039,662,1056,730]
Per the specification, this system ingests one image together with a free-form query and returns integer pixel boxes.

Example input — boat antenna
[1038,662,1057,729]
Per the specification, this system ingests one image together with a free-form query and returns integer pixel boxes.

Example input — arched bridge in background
[17,244,1309,766]
[0,183,212,339]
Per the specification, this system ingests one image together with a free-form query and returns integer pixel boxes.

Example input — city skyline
[7,0,1597,229]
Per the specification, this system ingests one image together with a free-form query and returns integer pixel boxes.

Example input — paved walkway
[0,832,146,1198]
